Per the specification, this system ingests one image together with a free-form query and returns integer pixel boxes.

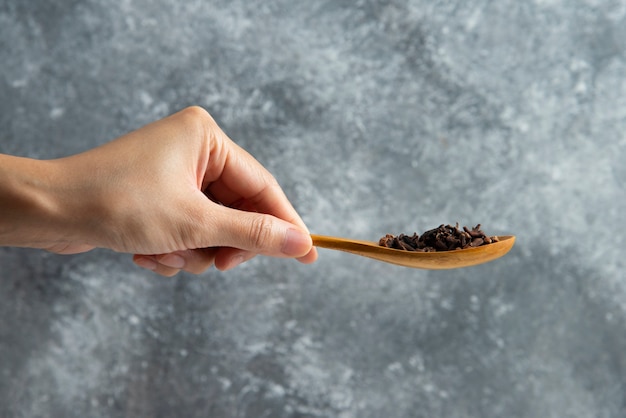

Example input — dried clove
[378,223,499,252]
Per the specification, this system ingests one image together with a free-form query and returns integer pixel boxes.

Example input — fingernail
[135,256,157,271]
[159,254,186,269]
[282,228,312,257]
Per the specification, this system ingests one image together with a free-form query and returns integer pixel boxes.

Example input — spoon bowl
[311,234,515,269]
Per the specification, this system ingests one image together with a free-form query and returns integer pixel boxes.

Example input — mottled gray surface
[1,0,625,417]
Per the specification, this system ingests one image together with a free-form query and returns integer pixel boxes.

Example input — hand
[4,106,317,276]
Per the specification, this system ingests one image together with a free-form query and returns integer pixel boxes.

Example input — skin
[0,106,318,276]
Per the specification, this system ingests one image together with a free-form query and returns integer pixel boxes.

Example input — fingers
[193,108,318,261]
[202,121,308,228]
[205,178,319,264]
[208,168,309,232]
[130,107,318,276]
[133,248,257,275]
[133,248,218,277]
[135,245,316,276]
[133,207,316,276]
[206,204,312,258]
[212,246,318,271]
[296,248,318,264]
[213,247,256,271]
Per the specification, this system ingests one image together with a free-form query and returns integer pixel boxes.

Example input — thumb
[211,205,313,258]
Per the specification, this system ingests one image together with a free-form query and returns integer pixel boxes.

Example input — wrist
[0,155,63,248]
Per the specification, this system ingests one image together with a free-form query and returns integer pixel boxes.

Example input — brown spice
[378,224,499,252]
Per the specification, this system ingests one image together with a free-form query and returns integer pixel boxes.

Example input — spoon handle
[311,234,370,249]
[310,234,380,253]
[311,234,341,248]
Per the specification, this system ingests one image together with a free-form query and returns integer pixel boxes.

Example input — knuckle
[179,106,213,134]
[248,216,275,252]
[179,106,226,148]
[181,105,210,120]
[185,249,216,275]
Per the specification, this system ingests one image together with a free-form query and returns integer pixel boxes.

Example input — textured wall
[1,1,625,417]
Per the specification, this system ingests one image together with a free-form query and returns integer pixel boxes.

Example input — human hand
[16,106,317,275]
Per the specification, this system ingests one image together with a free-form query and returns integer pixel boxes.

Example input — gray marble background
[1,0,625,417]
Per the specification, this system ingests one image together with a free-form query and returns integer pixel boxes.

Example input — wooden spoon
[311,234,515,269]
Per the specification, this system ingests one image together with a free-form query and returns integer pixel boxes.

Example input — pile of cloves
[378,224,499,252]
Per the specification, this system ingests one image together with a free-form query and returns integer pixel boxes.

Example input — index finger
[202,123,306,225]
[206,140,319,264]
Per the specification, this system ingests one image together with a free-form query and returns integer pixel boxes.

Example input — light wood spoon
[311,234,515,269]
